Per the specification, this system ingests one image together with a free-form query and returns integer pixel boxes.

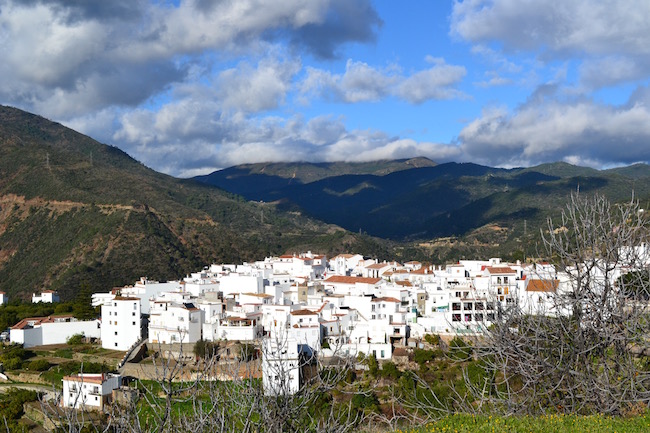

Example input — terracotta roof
[486,266,516,274]
[526,279,559,293]
[11,314,75,329]
[410,266,433,275]
[290,309,318,316]
[372,297,401,303]
[324,276,381,285]
[366,263,391,270]
[63,373,111,385]
[396,281,412,287]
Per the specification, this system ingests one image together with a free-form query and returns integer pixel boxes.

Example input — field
[407,413,650,433]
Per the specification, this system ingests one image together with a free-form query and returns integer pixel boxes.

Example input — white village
[6,244,650,411]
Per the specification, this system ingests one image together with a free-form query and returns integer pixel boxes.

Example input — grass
[405,412,650,433]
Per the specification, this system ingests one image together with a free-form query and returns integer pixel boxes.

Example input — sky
[1,0,650,178]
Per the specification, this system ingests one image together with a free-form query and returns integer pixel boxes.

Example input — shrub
[424,334,440,346]
[414,348,436,365]
[27,358,50,371]
[66,333,85,345]
[380,361,401,380]
[448,337,473,361]
[2,357,23,370]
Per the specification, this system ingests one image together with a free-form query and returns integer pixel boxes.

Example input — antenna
[46,152,50,170]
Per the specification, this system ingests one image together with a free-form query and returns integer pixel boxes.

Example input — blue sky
[1,0,650,177]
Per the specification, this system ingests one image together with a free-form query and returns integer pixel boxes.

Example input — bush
[27,358,50,371]
[424,334,440,346]
[414,348,436,365]
[66,333,85,345]
[2,357,23,370]
[380,361,401,380]
[448,337,473,361]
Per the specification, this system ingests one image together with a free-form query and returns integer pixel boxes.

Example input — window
[380,350,385,358]
[464,314,472,322]
[452,302,461,311]
[452,314,461,322]
[132,321,136,326]
[475,313,484,321]
[464,302,473,310]
[504,276,509,283]
[114,342,118,347]
[497,277,502,284]
[114,331,118,336]
[394,328,400,334]
[133,303,137,310]
[132,312,136,316]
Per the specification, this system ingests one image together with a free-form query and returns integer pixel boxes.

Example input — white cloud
[457,87,650,167]
[216,55,301,113]
[300,58,466,104]
[452,0,650,89]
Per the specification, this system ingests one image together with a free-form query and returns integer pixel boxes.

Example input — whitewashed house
[32,290,59,303]
[0,291,7,305]
[10,315,101,348]
[148,301,203,344]
[100,297,142,351]
[61,373,121,410]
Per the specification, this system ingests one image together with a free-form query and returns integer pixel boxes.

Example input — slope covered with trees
[0,106,388,300]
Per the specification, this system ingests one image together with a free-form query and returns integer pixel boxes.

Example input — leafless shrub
[461,193,650,415]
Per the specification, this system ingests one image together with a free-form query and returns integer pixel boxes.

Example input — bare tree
[45,329,367,432]
[462,193,650,415]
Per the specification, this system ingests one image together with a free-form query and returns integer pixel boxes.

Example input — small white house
[32,290,60,303]
[10,315,101,348]
[61,373,121,410]
[148,301,203,344]
[0,291,7,305]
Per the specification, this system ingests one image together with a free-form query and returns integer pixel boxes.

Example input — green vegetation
[0,105,395,300]
[408,412,650,433]
[0,388,39,431]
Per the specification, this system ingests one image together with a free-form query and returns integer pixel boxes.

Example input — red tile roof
[526,279,559,293]
[486,266,516,274]
[324,276,382,285]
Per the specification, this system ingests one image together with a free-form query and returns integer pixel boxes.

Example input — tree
[466,193,650,415]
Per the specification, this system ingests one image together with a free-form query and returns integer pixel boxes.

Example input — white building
[10,315,100,348]
[148,301,203,344]
[61,373,121,410]
[32,290,59,303]
[0,291,7,305]
[100,297,142,351]
[262,336,309,396]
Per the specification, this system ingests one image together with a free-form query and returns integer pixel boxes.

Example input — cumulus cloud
[452,0,650,89]
[457,85,650,167]
[300,57,466,104]
[216,56,301,113]
[0,0,381,120]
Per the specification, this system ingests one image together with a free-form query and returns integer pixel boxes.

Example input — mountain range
[195,160,650,241]
[2,104,649,300]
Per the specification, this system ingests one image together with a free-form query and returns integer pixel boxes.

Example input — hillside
[195,159,650,260]
[0,106,390,300]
